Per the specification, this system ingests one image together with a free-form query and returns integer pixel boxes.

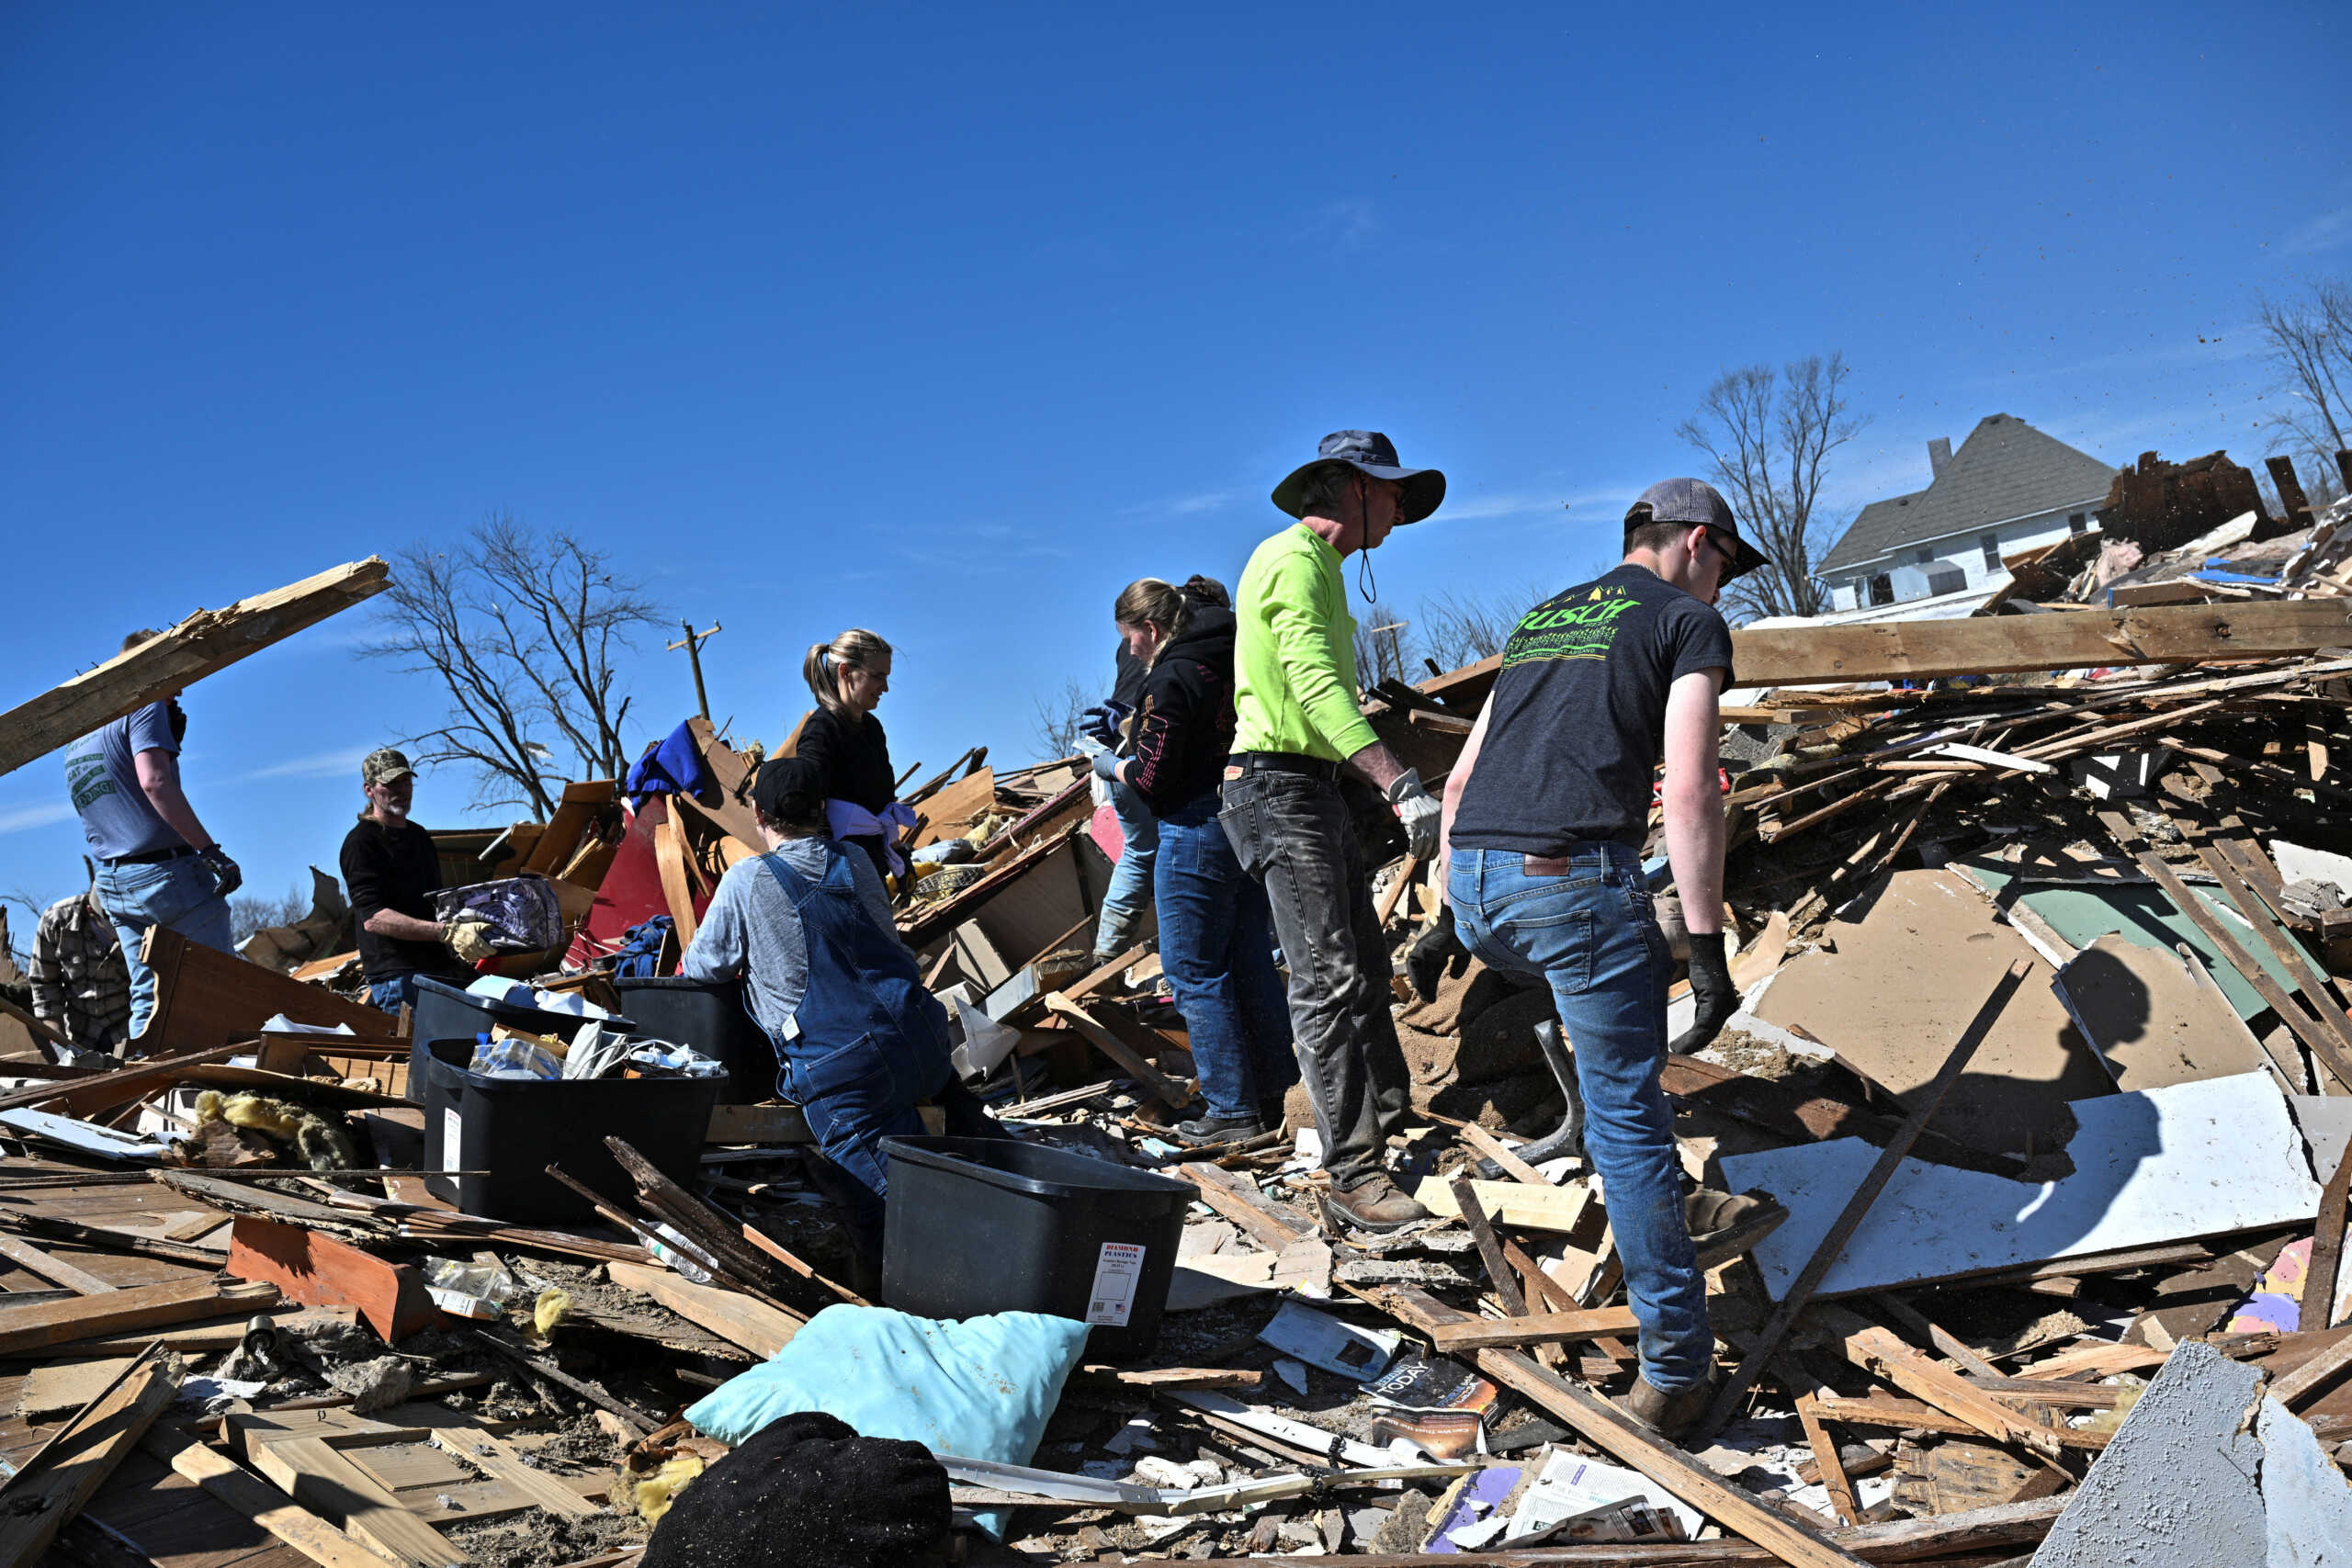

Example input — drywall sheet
[2052,933,2269,1090]
[2271,837,2352,890]
[1723,1071,2320,1300]
[1962,861,2321,1021]
[1750,869,2112,1156]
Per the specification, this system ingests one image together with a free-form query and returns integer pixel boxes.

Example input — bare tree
[230,883,316,948]
[1030,679,1094,762]
[1676,354,1866,623]
[365,518,665,818]
[1352,603,1415,688]
[2254,276,2352,503]
[1417,586,1550,671]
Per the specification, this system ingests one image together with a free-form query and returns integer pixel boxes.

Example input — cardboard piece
[1752,870,2113,1156]
[1724,1072,2322,1300]
[2052,934,2269,1090]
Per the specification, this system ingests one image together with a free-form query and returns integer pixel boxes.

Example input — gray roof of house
[1818,413,2118,576]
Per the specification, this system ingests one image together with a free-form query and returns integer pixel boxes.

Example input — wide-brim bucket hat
[1627,477,1770,581]
[1272,430,1447,525]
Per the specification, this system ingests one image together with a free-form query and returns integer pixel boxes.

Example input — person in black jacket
[1097,577,1297,1146]
[795,628,914,886]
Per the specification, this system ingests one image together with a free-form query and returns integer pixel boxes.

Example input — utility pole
[668,621,721,721]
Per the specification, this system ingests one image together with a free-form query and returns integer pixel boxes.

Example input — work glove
[1406,902,1469,1004]
[199,844,243,897]
[1384,768,1442,860]
[443,919,497,964]
[1669,931,1737,1057]
[1091,749,1123,784]
[1080,701,1131,750]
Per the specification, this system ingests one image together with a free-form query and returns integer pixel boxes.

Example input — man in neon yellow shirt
[1222,431,1447,1232]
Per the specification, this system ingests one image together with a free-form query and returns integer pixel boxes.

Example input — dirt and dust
[446,1509,646,1568]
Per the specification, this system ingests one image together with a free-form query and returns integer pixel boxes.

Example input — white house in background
[1817,413,2118,613]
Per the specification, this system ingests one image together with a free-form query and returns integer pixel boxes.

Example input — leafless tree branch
[2255,276,2352,505]
[1676,353,1866,623]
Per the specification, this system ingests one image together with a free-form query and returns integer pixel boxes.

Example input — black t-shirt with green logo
[1450,564,1736,855]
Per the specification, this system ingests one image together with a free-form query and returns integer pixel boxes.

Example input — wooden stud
[1810,1306,2064,1463]
[0,1276,276,1357]
[1794,1393,1860,1527]
[0,1348,184,1568]
[1039,992,1189,1110]
[229,1423,469,1568]
[2270,1332,2352,1410]
[0,1234,118,1295]
[2304,1138,2352,1334]
[142,1427,404,1568]
[604,1261,803,1359]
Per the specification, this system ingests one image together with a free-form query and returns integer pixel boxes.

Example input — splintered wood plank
[0,1235,119,1295]
[142,1427,404,1568]
[1794,1393,1860,1526]
[17,1357,138,1422]
[1039,993,1187,1110]
[0,1348,182,1568]
[1423,1305,1643,1352]
[1411,1176,1595,1233]
[0,558,390,780]
[427,1427,598,1517]
[230,1423,468,1568]
[0,1277,275,1357]
[1810,1306,2064,1463]
[602,1262,801,1359]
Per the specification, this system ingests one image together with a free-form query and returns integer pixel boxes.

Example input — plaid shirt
[29,892,130,1051]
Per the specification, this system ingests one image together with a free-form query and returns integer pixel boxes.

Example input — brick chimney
[1928,437,1952,479]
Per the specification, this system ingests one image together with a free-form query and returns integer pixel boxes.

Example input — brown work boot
[1623,1372,1718,1443]
[1319,1173,1430,1235]
[1686,1188,1788,1272]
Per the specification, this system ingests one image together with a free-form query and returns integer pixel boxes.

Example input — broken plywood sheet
[2052,934,2269,1090]
[1751,869,2111,1156]
[1962,861,2324,1022]
[1724,1071,2320,1300]
[2029,1340,2352,1566]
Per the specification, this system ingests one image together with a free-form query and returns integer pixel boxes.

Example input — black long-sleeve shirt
[792,706,897,811]
[1125,605,1239,816]
[341,817,464,983]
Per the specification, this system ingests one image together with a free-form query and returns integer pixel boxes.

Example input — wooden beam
[1809,1306,2064,1462]
[2270,1332,2352,1410]
[2305,1137,2352,1335]
[1039,992,1189,1110]
[142,1427,404,1568]
[1411,1176,1596,1233]
[1424,1304,1643,1351]
[225,1216,443,1344]
[0,1040,248,1117]
[0,558,391,780]
[1454,1122,1553,1187]
[1358,1285,1870,1568]
[1170,1162,1315,1251]
[0,1348,183,1568]
[604,1260,802,1359]
[1794,1393,1861,1527]
[0,1277,276,1357]
[0,1234,119,1295]
[1699,961,2030,1440]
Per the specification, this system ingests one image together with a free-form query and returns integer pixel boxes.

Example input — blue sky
[3,2,2347,931]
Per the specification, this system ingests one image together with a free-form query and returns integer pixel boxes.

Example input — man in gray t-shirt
[62,631,244,1046]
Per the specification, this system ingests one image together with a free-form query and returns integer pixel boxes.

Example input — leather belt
[1227,751,1342,782]
[103,845,196,867]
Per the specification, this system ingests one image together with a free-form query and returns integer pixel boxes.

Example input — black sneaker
[1174,1113,1267,1148]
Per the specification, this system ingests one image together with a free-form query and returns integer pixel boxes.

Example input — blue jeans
[368,973,421,1013]
[1447,842,1710,1393]
[94,852,232,1044]
[1153,797,1297,1121]
[1096,780,1159,955]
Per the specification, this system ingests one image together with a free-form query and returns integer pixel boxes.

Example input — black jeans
[1218,768,1411,1189]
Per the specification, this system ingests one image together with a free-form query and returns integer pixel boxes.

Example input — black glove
[1669,931,1736,1056]
[199,844,243,898]
[1406,902,1468,1004]
[1091,749,1122,783]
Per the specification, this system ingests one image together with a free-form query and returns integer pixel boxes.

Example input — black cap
[753,756,826,823]
[1272,431,1447,525]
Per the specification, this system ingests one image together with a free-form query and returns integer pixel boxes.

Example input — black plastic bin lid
[881,1135,1193,1203]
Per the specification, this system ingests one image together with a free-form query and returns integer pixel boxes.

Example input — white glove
[1385,768,1442,860]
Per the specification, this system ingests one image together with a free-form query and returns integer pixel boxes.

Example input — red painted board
[225,1214,444,1344]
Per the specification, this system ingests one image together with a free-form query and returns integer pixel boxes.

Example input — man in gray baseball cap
[1430,478,1782,1442]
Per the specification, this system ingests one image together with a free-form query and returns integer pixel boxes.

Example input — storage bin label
[1086,1242,1145,1326]
[442,1106,462,1164]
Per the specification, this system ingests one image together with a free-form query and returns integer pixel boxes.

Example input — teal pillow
[684,1303,1091,1540]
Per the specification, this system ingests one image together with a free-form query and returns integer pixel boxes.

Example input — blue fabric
[1096,779,1159,954]
[95,852,232,1038]
[1153,796,1295,1120]
[685,1304,1092,1540]
[756,842,955,1255]
[65,703,183,861]
[611,916,673,980]
[1446,841,1708,1393]
[624,720,712,809]
[367,973,420,1013]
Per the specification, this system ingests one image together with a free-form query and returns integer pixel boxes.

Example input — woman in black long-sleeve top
[795,627,910,885]
[1097,577,1298,1146]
